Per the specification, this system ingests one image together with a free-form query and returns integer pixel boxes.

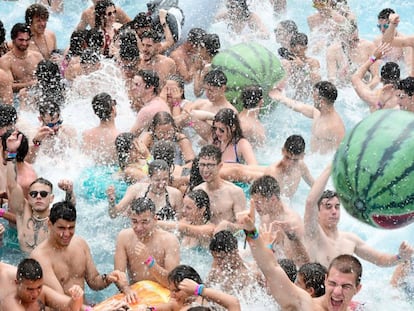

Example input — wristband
[102,273,108,284]
[172,101,181,107]
[194,284,204,296]
[244,228,259,240]
[144,256,156,268]
[32,139,41,147]
[396,254,402,261]
[85,306,93,311]
[369,55,376,63]
[147,307,156,311]
[0,208,5,218]
[267,243,273,250]
[188,121,194,127]
[7,152,17,161]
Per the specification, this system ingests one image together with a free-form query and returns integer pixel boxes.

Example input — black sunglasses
[29,191,49,198]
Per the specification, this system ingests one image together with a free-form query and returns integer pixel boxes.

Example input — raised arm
[157,9,175,54]
[107,184,140,218]
[268,87,316,118]
[158,220,215,239]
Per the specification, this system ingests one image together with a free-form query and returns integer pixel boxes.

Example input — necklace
[11,49,27,60]
[32,215,49,222]
[32,35,49,59]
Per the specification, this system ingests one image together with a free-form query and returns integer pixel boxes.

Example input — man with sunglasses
[4,130,76,253]
[26,101,77,164]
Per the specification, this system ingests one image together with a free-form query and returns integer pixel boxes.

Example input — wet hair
[203,69,227,87]
[10,23,31,40]
[80,48,101,65]
[67,30,88,58]
[141,29,161,43]
[92,92,115,121]
[276,20,298,35]
[130,197,156,215]
[115,132,135,170]
[284,135,306,155]
[212,108,244,146]
[314,81,338,104]
[35,60,64,97]
[298,262,327,297]
[377,8,395,20]
[188,308,211,311]
[0,20,5,44]
[165,74,185,99]
[290,32,308,48]
[136,70,160,94]
[241,85,263,109]
[328,254,362,286]
[187,28,207,47]
[87,28,104,52]
[204,33,220,57]
[278,259,297,283]
[168,265,203,289]
[209,230,238,253]
[25,4,49,26]
[381,62,400,85]
[198,144,221,164]
[94,0,115,28]
[149,111,178,139]
[0,104,17,127]
[49,200,77,224]
[148,159,170,177]
[152,140,175,169]
[227,0,250,20]
[186,189,211,223]
[29,177,53,192]
[132,12,152,29]
[317,190,339,210]
[1,130,29,162]
[16,258,43,282]
[38,101,60,117]
[250,175,281,199]
[187,157,203,192]
[398,76,414,97]
[118,31,139,61]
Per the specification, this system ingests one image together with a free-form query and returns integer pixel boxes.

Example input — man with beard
[25,4,57,60]
[0,23,43,92]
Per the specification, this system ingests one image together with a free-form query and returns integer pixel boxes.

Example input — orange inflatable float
[93,280,170,311]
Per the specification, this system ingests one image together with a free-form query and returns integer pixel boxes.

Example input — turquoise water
[1,0,414,309]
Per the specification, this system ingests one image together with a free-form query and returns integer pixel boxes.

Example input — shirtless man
[114,197,180,303]
[107,160,183,220]
[270,81,345,154]
[195,145,246,229]
[31,201,120,296]
[76,0,131,30]
[396,76,414,112]
[250,175,308,267]
[0,23,43,93]
[327,21,379,88]
[169,28,207,83]
[139,30,176,86]
[304,165,414,268]
[0,258,84,311]
[130,70,170,137]
[82,92,120,165]
[25,4,57,60]
[0,68,13,105]
[190,69,238,115]
[26,101,78,164]
[0,261,16,301]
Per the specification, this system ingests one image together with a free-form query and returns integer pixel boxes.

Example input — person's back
[0,262,16,301]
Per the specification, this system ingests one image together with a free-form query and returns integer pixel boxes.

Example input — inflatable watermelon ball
[332,110,414,229]
[212,42,285,113]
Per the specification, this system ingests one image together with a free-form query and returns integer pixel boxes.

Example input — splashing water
[1,0,413,309]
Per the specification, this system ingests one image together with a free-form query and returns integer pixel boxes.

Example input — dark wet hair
[11,23,31,40]
[152,140,175,169]
[168,265,203,289]
[141,29,161,43]
[1,130,28,162]
[148,159,170,177]
[87,28,104,52]
[290,32,308,48]
[49,200,77,224]
[284,135,305,155]
[115,132,135,170]
[188,308,211,311]
[328,254,362,286]
[276,20,298,35]
[278,259,297,283]
[204,33,220,57]
[119,31,139,61]
[204,69,227,87]
[0,20,5,43]
[137,70,160,94]
[132,12,152,28]
[381,62,400,85]
[149,111,178,139]
[198,144,221,164]
[186,189,211,222]
[92,92,115,121]
[187,28,207,47]
[38,101,60,117]
[242,85,263,109]
[0,104,17,127]
[377,8,395,20]
[165,74,185,99]
[187,157,203,192]
[130,197,156,215]
[210,230,238,253]
[67,30,88,58]
[17,258,42,282]
[80,48,101,65]
[317,190,338,209]
[250,175,280,198]
[94,0,115,28]
[25,4,49,26]
[298,262,327,297]
[29,177,53,192]
[226,0,250,20]
[314,81,338,104]
[35,60,63,89]
[212,108,244,146]
[398,76,414,97]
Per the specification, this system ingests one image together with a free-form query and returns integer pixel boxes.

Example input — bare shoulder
[223,180,244,195]
[155,228,179,244]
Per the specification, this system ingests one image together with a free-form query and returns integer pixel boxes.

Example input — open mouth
[372,211,414,229]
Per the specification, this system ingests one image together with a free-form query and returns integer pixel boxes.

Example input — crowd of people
[1,0,414,310]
